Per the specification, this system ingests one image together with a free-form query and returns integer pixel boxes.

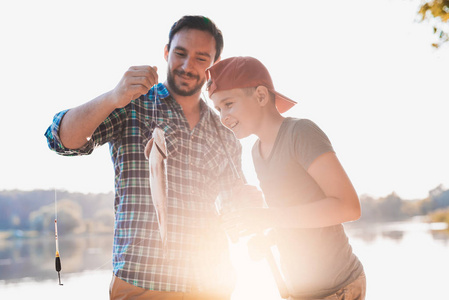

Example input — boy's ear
[164,44,169,62]
[255,86,270,107]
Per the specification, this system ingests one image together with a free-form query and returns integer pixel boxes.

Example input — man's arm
[59,66,158,149]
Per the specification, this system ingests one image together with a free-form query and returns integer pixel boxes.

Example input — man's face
[165,29,217,97]
[211,88,262,139]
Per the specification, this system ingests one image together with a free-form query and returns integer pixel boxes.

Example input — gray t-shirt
[252,118,363,298]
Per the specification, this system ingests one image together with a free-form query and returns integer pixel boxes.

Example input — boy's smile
[228,120,239,129]
[211,88,261,139]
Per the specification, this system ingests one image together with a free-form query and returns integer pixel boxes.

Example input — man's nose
[181,56,194,70]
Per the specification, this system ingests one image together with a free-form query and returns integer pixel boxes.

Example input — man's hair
[167,15,224,62]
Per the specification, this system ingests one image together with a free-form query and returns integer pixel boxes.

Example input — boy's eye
[225,102,233,108]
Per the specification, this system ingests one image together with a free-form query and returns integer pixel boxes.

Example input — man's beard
[166,68,205,97]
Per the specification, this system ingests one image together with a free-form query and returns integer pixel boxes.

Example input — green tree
[378,192,405,221]
[418,0,449,48]
[29,199,84,235]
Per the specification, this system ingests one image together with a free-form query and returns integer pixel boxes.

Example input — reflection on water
[0,218,448,300]
[345,217,449,244]
[344,217,449,300]
[0,234,113,283]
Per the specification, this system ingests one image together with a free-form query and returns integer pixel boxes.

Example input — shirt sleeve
[44,106,128,156]
[293,119,335,170]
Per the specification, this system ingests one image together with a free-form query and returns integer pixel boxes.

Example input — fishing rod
[248,231,289,299]
[208,107,289,299]
[54,188,63,285]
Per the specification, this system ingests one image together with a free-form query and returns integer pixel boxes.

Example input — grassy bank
[428,208,449,231]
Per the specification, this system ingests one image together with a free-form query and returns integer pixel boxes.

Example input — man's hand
[110,66,159,108]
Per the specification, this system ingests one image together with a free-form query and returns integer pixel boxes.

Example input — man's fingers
[127,66,159,87]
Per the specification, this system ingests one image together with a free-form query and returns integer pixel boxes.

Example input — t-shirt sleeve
[293,119,335,170]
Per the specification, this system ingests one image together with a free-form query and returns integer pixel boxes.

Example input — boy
[206,56,366,299]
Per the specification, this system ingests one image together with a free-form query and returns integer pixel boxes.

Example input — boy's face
[211,88,262,139]
[164,29,217,97]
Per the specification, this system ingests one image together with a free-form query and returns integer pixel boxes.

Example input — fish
[144,126,168,257]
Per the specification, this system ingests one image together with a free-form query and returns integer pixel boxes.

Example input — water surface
[1,218,447,299]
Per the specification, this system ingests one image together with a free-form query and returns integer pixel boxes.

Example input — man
[45,16,246,300]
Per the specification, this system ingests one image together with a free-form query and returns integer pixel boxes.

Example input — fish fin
[154,142,167,159]
[144,138,154,160]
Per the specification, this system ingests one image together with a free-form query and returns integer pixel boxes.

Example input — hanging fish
[144,126,168,257]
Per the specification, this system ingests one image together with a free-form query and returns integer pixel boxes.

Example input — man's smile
[174,70,198,82]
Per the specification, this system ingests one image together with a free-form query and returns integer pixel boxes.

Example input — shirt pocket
[194,136,230,182]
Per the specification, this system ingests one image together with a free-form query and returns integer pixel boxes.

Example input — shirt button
[191,189,195,194]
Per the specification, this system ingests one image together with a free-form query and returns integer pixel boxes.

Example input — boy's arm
[60,66,158,149]
[226,152,360,234]
[272,151,360,228]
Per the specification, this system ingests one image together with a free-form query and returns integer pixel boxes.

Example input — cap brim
[273,90,297,113]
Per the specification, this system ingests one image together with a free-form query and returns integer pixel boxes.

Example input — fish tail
[156,210,168,258]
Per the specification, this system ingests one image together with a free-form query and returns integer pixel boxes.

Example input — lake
[1,217,448,299]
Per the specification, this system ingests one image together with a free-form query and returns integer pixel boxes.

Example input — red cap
[206,56,297,113]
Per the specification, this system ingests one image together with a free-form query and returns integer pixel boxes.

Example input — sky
[0,0,448,200]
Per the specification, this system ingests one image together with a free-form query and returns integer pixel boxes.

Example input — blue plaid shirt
[45,83,243,293]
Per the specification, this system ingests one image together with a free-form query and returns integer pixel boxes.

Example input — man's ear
[255,86,270,106]
[164,44,169,62]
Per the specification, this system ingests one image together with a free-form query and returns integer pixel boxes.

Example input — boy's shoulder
[283,117,318,133]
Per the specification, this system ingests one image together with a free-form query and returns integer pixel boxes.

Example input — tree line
[359,184,449,222]
[0,190,114,236]
[1,185,449,236]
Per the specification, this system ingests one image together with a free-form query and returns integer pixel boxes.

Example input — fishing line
[152,83,158,123]
[202,91,242,182]
[54,188,63,285]
[50,86,163,281]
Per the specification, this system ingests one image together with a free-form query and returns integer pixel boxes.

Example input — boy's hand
[221,207,272,238]
[232,184,265,209]
[219,184,265,241]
